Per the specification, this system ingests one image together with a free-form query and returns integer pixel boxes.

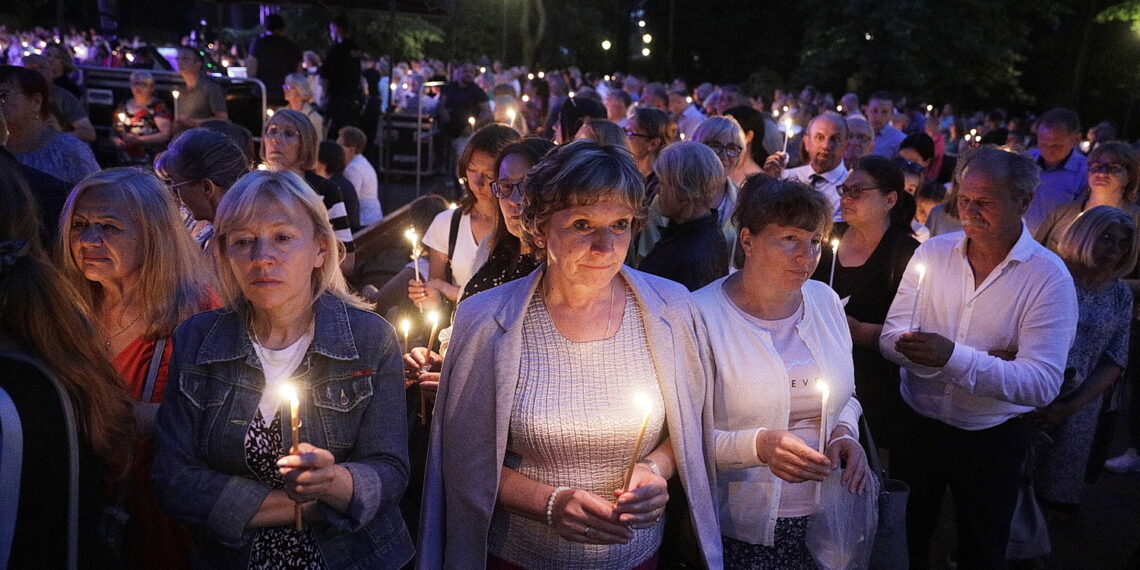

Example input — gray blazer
[418,266,723,568]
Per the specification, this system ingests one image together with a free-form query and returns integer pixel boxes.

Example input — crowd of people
[1,13,1139,570]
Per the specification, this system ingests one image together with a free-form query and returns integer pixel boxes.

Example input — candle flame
[633,393,653,415]
[521,94,530,103]
[427,310,441,327]
[279,383,298,403]
[265,108,274,117]
[389,81,397,91]
[405,227,419,244]
[507,108,517,122]
[916,264,927,282]
[449,202,459,210]
[816,380,830,398]
[400,318,411,336]
[172,90,180,99]
[831,238,840,251]
[537,71,545,79]
[837,104,843,112]
[527,73,534,80]
[467,116,476,127]
[783,117,793,130]
[117,112,128,123]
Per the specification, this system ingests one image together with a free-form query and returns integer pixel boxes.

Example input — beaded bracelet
[546,486,571,527]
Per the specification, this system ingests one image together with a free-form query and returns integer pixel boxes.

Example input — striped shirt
[304,170,355,253]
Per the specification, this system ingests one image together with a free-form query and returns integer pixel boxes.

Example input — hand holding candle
[279,383,304,531]
[622,393,654,495]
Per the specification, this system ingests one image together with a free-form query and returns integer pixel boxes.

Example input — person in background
[624,106,676,200]
[154,128,250,249]
[898,133,935,183]
[554,94,607,144]
[301,50,325,109]
[690,116,746,258]
[0,151,135,569]
[811,155,919,447]
[1035,141,1140,254]
[844,115,875,170]
[604,87,632,128]
[316,140,361,233]
[408,124,520,311]
[153,170,414,568]
[247,13,302,108]
[43,43,82,99]
[173,47,228,131]
[669,87,704,140]
[1025,108,1087,234]
[639,141,729,291]
[112,70,172,166]
[320,17,364,139]
[337,125,383,226]
[57,168,216,568]
[913,180,947,243]
[722,106,765,185]
[22,53,95,142]
[0,65,99,186]
[419,139,722,569]
[880,147,1079,567]
[867,91,905,157]
[1033,206,1135,519]
[766,114,849,222]
[283,72,326,140]
[694,176,868,567]
[262,108,355,273]
[575,118,631,150]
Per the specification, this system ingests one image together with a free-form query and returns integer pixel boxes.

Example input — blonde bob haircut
[262,108,319,172]
[1058,205,1138,284]
[57,168,215,340]
[653,140,726,211]
[691,116,747,172]
[213,169,370,312]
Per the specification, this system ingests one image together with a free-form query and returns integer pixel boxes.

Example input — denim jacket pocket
[312,375,374,449]
[179,373,231,410]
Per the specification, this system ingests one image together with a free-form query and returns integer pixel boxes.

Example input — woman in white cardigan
[692,176,870,569]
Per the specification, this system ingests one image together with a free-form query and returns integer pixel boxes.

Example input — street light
[642,47,651,57]
[601,40,612,51]
[642,34,652,44]
[638,20,646,28]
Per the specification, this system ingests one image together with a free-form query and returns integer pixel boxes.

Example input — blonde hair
[213,170,370,312]
[57,168,215,340]
[284,72,314,102]
[653,141,725,211]
[262,108,319,172]
[1058,205,1138,285]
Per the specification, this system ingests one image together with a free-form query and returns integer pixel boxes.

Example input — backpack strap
[0,386,24,570]
[0,345,80,570]
[444,208,463,285]
[141,338,166,404]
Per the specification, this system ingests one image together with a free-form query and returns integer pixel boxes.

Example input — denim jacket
[153,294,414,569]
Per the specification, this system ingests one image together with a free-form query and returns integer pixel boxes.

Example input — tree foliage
[1097,0,1140,32]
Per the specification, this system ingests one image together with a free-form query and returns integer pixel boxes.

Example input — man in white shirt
[336,126,383,227]
[879,147,1078,568]
[765,114,848,220]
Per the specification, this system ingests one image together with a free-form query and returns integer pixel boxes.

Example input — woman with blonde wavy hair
[57,166,216,568]
[153,169,414,568]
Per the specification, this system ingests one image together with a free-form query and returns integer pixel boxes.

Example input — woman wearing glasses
[113,70,172,166]
[809,155,918,448]
[1035,141,1140,253]
[262,109,355,274]
[691,116,748,259]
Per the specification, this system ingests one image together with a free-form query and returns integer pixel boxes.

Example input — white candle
[815,380,830,504]
[171,90,180,121]
[828,239,840,289]
[622,393,654,494]
[468,116,476,131]
[425,310,441,353]
[907,264,927,332]
[400,318,411,354]
[405,227,422,283]
[279,383,303,531]
[782,117,793,154]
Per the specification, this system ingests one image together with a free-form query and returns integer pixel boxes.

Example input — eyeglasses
[704,142,743,158]
[490,179,523,200]
[163,178,197,192]
[836,184,880,199]
[265,125,300,140]
[1089,162,1126,175]
[624,129,651,139]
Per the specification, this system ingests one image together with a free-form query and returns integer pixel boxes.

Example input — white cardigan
[692,276,861,546]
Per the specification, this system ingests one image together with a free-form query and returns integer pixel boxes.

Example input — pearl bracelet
[546,486,571,527]
[827,433,859,447]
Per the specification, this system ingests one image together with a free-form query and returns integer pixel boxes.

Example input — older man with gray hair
[879,146,1078,567]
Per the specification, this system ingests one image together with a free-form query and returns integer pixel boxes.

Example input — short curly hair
[519,139,646,253]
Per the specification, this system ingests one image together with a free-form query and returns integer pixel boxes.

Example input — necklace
[103,314,141,350]
[542,273,619,340]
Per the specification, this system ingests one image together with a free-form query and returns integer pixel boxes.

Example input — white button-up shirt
[782,162,848,221]
[879,226,1078,430]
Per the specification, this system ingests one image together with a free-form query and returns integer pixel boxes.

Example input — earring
[535,238,545,248]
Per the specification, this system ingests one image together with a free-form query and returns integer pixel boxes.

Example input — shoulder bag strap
[0,386,24,570]
[445,208,463,285]
[0,346,80,570]
[141,338,167,404]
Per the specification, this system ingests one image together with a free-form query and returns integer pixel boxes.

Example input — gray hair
[284,72,314,102]
[653,141,726,211]
[960,146,1039,202]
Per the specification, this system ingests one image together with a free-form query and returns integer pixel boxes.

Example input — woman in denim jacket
[153,170,413,568]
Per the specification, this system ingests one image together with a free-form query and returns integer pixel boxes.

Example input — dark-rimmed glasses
[490,179,523,200]
[836,184,880,199]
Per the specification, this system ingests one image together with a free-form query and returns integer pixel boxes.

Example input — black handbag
[861,414,910,570]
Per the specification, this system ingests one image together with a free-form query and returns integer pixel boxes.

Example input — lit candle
[405,227,423,283]
[400,318,411,354]
[828,239,840,289]
[527,72,535,80]
[425,310,441,353]
[537,71,545,79]
[506,107,517,129]
[117,112,128,125]
[467,116,476,131]
[907,264,927,332]
[772,110,779,118]
[171,89,180,121]
[521,94,530,103]
[279,383,303,531]
[837,104,843,113]
[965,133,973,142]
[265,108,274,118]
[815,380,830,504]
[782,117,793,154]
[622,393,654,494]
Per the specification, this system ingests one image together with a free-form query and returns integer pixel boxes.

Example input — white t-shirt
[251,328,314,421]
[731,302,824,518]
[344,154,383,226]
[422,209,479,289]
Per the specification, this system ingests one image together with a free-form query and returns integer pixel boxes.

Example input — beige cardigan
[417,266,723,569]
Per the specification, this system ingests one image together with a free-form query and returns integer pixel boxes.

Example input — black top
[459,235,540,304]
[303,170,355,253]
[810,223,919,446]
[320,39,362,100]
[0,357,111,568]
[248,33,302,103]
[638,211,729,292]
[440,81,487,138]
[328,172,361,233]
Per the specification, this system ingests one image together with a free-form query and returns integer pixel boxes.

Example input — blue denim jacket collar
[194,294,361,366]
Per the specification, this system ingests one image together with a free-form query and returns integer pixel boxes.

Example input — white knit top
[487,285,665,569]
